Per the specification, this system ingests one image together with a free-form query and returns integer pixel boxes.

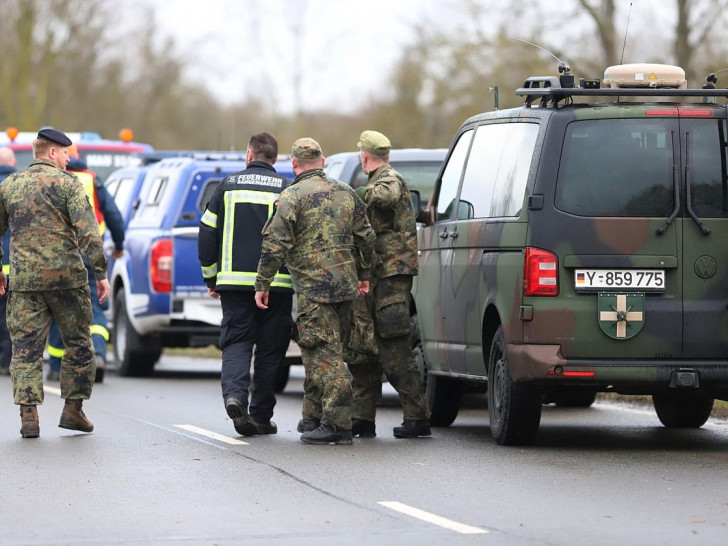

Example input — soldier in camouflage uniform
[255,137,375,445]
[0,128,109,439]
[348,130,431,439]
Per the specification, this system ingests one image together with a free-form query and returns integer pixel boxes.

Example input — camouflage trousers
[296,294,353,430]
[348,275,431,421]
[8,288,95,405]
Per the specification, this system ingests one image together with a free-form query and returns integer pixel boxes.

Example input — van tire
[113,291,161,377]
[487,326,542,445]
[652,392,714,428]
[413,315,460,427]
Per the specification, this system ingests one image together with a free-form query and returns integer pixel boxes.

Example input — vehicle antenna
[507,35,569,72]
[703,68,728,89]
[619,2,633,65]
[506,35,573,87]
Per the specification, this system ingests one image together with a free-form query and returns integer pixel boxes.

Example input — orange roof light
[6,127,19,142]
[68,144,80,158]
[119,128,134,143]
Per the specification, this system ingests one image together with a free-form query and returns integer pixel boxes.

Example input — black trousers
[219,290,292,422]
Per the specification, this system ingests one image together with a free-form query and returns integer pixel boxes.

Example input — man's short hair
[248,132,278,163]
[32,138,53,158]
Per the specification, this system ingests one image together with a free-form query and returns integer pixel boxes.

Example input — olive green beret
[357,130,391,156]
[291,137,322,159]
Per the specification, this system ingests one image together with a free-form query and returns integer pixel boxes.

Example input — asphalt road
[0,356,726,546]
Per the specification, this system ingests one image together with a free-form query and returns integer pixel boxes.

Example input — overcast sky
[135,0,441,113]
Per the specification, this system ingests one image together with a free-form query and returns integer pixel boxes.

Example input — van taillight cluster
[151,238,173,293]
[523,247,558,296]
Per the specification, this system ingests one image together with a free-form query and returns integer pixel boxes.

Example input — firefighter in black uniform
[198,132,293,436]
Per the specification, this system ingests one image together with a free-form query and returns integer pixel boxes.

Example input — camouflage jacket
[0,159,107,291]
[255,168,375,303]
[363,164,418,279]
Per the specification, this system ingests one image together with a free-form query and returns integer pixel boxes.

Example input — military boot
[352,418,376,438]
[300,424,353,445]
[225,397,258,436]
[393,419,431,438]
[59,399,94,433]
[253,420,278,435]
[297,417,320,433]
[20,405,40,438]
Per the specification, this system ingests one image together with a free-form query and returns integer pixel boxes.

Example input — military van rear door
[679,110,728,357]
[530,115,683,359]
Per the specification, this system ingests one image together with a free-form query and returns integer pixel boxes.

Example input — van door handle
[450,230,459,239]
[440,230,449,239]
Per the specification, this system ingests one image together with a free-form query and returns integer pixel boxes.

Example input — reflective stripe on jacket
[198,161,292,293]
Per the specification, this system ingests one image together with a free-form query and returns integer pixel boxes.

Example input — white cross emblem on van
[598,292,645,340]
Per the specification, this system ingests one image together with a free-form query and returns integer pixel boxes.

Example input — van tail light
[523,247,559,296]
[151,238,173,293]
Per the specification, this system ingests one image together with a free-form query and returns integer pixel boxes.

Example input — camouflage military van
[414,63,728,445]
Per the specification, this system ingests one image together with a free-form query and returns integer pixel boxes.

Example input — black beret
[37,128,72,147]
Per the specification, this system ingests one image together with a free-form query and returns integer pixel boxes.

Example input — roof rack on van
[516,63,728,107]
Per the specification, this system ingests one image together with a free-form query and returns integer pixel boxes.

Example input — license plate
[574,269,665,292]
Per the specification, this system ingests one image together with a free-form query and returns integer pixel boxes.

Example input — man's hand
[111,248,125,259]
[357,280,369,297]
[97,279,110,304]
[255,290,269,309]
[207,287,220,299]
[0,271,7,296]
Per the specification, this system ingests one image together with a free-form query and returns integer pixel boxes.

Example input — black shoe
[254,420,278,435]
[300,424,353,445]
[225,397,258,436]
[297,417,321,433]
[393,419,432,438]
[352,419,376,438]
[94,355,105,383]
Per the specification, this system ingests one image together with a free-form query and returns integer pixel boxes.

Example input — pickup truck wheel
[412,315,460,427]
[113,291,161,377]
[653,392,714,428]
[487,326,542,445]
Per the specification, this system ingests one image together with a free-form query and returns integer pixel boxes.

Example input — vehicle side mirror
[457,200,474,220]
[410,189,421,215]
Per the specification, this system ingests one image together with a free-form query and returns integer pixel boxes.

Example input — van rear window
[555,119,674,217]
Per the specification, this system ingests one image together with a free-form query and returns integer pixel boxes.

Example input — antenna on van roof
[619,2,633,65]
[507,35,573,88]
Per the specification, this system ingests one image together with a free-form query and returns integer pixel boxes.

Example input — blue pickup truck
[106,153,295,376]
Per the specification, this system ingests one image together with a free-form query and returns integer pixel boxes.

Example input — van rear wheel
[652,392,714,428]
[487,326,542,445]
[413,315,460,427]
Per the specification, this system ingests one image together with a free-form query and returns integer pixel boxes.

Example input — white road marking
[173,424,249,445]
[44,385,61,396]
[378,501,488,535]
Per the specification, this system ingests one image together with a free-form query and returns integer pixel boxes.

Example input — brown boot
[59,399,94,433]
[20,405,40,439]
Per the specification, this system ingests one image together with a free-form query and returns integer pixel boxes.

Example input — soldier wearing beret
[348,130,432,439]
[0,128,109,438]
[255,137,375,445]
